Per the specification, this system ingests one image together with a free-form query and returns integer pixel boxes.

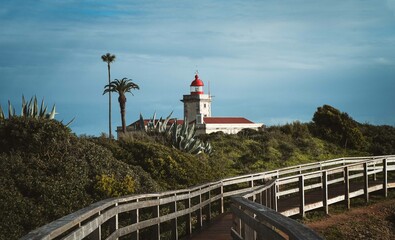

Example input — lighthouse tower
[181,72,212,124]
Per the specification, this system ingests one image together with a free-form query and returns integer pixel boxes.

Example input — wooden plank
[344,166,350,209]
[299,175,305,218]
[364,162,369,202]
[322,171,328,214]
[384,158,388,197]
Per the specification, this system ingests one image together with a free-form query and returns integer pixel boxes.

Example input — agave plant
[139,111,175,134]
[169,120,212,155]
[0,96,74,126]
[137,112,212,155]
[21,95,56,119]
[0,96,56,120]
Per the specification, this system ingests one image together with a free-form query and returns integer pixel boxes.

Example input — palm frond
[101,53,116,63]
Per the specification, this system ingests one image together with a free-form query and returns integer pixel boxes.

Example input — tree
[101,53,116,138]
[103,78,139,134]
[312,104,366,150]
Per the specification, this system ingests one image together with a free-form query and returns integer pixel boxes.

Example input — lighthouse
[181,72,212,124]
[120,71,264,138]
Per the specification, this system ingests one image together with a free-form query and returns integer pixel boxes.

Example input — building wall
[182,94,212,123]
[196,123,263,135]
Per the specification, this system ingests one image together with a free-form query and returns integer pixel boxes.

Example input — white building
[182,73,263,135]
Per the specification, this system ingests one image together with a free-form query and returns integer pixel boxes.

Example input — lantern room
[190,73,204,95]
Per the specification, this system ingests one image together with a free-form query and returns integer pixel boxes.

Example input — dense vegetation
[0,104,394,239]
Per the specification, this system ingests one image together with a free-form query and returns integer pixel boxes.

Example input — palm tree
[101,53,116,138]
[103,78,140,134]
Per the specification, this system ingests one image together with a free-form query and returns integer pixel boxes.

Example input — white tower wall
[182,94,211,123]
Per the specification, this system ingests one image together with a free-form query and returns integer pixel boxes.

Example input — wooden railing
[22,155,395,240]
[230,155,395,239]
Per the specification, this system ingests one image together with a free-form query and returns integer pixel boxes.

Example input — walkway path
[186,213,233,240]
[188,180,392,240]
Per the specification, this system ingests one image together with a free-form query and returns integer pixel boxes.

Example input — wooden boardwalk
[186,213,233,240]
[187,180,392,240]
[22,156,395,240]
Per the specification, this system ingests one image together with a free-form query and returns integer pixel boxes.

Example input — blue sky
[1,0,394,136]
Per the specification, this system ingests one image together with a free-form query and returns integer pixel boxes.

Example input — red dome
[190,74,204,87]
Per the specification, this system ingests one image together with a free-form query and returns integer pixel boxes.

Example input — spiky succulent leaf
[139,113,145,131]
[138,113,146,131]
[62,117,75,127]
[39,98,46,117]
[49,105,56,119]
[8,100,14,118]
[21,95,26,116]
[28,97,34,117]
[33,96,38,118]
[0,105,4,120]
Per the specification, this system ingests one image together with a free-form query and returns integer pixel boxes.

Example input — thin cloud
[1,0,395,135]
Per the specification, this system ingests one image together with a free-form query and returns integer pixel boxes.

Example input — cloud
[1,0,395,135]
[374,57,395,65]
[387,0,395,14]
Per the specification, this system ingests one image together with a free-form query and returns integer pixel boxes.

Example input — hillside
[0,104,394,239]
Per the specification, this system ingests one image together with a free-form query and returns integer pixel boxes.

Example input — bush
[0,118,160,239]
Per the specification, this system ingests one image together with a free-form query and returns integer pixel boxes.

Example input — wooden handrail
[230,156,395,239]
[22,155,395,240]
[231,197,322,240]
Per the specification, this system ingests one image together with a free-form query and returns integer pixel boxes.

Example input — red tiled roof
[128,119,183,127]
[203,117,254,124]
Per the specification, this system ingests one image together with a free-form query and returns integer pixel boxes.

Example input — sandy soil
[305,198,395,240]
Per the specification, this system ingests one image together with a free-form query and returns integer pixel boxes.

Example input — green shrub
[95,174,136,197]
[0,118,160,239]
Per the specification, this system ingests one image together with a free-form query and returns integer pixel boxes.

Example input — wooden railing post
[272,184,277,212]
[322,171,328,214]
[383,158,388,197]
[130,199,139,240]
[87,211,101,240]
[171,194,178,240]
[344,167,350,209]
[109,203,118,240]
[319,163,323,188]
[232,203,242,238]
[364,162,369,203]
[87,227,100,240]
[220,183,224,214]
[207,190,212,223]
[152,197,160,240]
[268,185,272,209]
[198,189,203,229]
[255,190,260,204]
[186,191,192,235]
[299,175,305,217]
[244,209,254,240]
[260,190,265,206]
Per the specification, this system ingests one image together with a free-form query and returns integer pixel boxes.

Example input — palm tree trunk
[107,63,112,138]
[119,96,127,133]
